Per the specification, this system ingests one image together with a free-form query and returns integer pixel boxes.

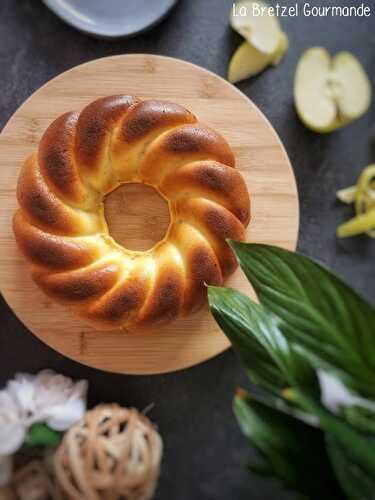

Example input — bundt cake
[13,95,250,330]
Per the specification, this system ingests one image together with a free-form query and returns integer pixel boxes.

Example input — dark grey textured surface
[0,1,374,499]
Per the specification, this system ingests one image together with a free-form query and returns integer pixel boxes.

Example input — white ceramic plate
[42,0,178,39]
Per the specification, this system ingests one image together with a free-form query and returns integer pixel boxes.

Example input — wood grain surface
[0,54,299,374]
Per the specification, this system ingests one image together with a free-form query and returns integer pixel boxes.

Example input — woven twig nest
[54,405,162,500]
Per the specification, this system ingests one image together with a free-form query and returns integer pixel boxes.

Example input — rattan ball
[54,405,162,500]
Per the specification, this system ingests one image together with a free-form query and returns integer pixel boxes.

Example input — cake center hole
[104,183,170,251]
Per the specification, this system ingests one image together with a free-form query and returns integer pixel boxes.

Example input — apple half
[294,48,372,132]
[228,0,288,83]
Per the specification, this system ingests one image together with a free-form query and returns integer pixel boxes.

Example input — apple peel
[337,165,375,238]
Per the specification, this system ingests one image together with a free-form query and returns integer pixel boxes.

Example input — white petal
[0,391,25,445]
[46,398,86,431]
[0,390,19,415]
[0,455,14,486]
[7,374,37,425]
[72,380,88,399]
[0,422,25,455]
[33,371,88,420]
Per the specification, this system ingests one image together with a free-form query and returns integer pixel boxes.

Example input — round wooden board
[0,55,299,375]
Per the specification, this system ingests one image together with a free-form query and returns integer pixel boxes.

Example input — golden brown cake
[13,96,250,330]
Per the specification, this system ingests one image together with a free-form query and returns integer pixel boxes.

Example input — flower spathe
[317,370,375,414]
[0,370,87,455]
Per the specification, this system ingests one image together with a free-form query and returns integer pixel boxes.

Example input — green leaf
[228,241,375,398]
[23,423,62,448]
[327,433,375,500]
[285,389,375,473]
[343,406,375,434]
[234,390,343,498]
[208,286,318,396]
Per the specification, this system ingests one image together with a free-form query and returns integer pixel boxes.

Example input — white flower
[0,391,25,455]
[7,370,88,431]
[33,371,88,431]
[0,370,88,457]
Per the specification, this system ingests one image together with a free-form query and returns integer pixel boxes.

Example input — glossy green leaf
[208,286,318,396]
[285,389,375,473]
[234,390,343,498]
[228,241,375,398]
[24,423,62,448]
[344,406,375,434]
[327,433,375,500]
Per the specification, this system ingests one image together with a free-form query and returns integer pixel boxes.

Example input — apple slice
[228,1,288,83]
[228,34,288,83]
[272,31,289,64]
[294,48,372,132]
[228,41,270,83]
[230,0,283,54]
